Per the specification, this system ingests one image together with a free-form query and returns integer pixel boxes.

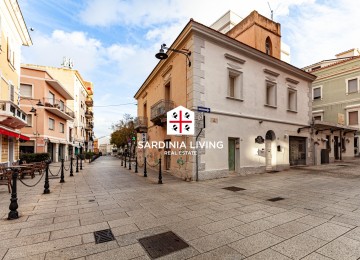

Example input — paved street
[1,157,360,259]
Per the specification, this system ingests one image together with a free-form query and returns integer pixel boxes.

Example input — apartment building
[134,11,318,180]
[22,64,94,155]
[304,49,360,162]
[19,66,74,162]
[0,0,32,165]
[84,81,94,152]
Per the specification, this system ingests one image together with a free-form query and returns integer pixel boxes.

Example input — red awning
[0,127,30,141]
[19,134,30,141]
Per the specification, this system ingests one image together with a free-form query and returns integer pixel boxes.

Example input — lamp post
[29,107,39,153]
[155,44,191,67]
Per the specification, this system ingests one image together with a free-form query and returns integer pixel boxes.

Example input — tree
[110,114,136,152]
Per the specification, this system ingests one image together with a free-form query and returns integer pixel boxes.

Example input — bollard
[44,160,50,194]
[70,157,74,177]
[135,156,138,173]
[129,151,131,171]
[124,154,127,168]
[60,159,65,183]
[76,156,79,173]
[80,156,83,170]
[144,157,147,177]
[121,154,123,166]
[8,169,19,219]
[158,158,162,184]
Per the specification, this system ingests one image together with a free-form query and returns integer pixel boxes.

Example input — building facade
[134,11,317,181]
[304,49,360,162]
[0,0,32,165]
[84,81,94,152]
[19,66,74,162]
[22,64,94,155]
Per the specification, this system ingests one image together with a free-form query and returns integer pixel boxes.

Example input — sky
[18,0,360,139]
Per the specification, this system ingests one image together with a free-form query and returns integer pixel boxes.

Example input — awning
[0,127,30,141]
[19,134,30,141]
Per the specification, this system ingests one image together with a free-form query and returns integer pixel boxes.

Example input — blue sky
[19,0,360,138]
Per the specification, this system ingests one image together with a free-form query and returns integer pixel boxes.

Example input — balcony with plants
[43,98,75,120]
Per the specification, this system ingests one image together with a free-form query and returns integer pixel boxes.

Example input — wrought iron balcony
[134,116,148,133]
[43,98,75,120]
[85,123,94,130]
[150,99,174,126]
[85,97,93,107]
[85,110,93,118]
[0,100,28,129]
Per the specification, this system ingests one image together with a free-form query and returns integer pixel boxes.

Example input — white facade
[191,34,315,179]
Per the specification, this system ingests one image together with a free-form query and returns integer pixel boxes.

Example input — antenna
[268,2,274,20]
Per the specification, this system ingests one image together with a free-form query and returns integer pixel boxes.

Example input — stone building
[134,11,317,180]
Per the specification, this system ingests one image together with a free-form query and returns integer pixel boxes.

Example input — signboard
[337,113,345,125]
[255,136,264,144]
[197,106,211,113]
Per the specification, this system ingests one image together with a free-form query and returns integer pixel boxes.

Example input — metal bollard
[60,159,65,183]
[44,160,50,194]
[8,169,19,219]
[80,156,83,170]
[135,156,138,173]
[76,156,79,173]
[158,158,162,184]
[124,154,127,168]
[70,157,74,177]
[144,157,147,177]
[121,154,123,166]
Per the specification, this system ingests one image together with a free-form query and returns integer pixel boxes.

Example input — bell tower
[226,11,281,59]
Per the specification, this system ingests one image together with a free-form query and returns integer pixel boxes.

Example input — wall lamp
[155,43,191,67]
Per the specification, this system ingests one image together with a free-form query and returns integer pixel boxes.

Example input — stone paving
[1,156,360,259]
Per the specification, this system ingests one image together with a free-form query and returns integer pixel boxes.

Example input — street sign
[197,106,211,113]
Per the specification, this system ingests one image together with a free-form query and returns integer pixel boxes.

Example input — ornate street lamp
[155,44,191,67]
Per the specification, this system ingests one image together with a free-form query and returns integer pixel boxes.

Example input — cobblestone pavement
[1,156,360,259]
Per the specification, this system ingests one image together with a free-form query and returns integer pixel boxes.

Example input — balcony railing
[134,116,148,133]
[85,110,93,118]
[150,99,174,126]
[85,97,93,107]
[85,123,94,130]
[0,100,28,129]
[43,98,75,120]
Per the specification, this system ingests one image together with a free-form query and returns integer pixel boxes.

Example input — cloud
[21,29,142,138]
[282,0,360,67]
[79,0,313,28]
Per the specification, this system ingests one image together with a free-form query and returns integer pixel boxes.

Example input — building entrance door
[334,136,339,160]
[228,138,235,171]
[289,137,306,166]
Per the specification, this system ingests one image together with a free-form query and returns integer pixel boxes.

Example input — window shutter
[349,111,358,125]
[348,79,358,93]
[20,84,32,98]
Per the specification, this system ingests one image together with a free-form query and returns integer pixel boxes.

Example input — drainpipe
[195,115,205,181]
[340,130,343,161]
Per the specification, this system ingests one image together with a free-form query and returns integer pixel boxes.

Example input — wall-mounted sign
[255,136,264,144]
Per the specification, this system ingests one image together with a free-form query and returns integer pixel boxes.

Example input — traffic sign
[197,106,211,113]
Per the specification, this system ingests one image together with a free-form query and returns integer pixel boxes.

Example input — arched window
[265,37,272,55]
